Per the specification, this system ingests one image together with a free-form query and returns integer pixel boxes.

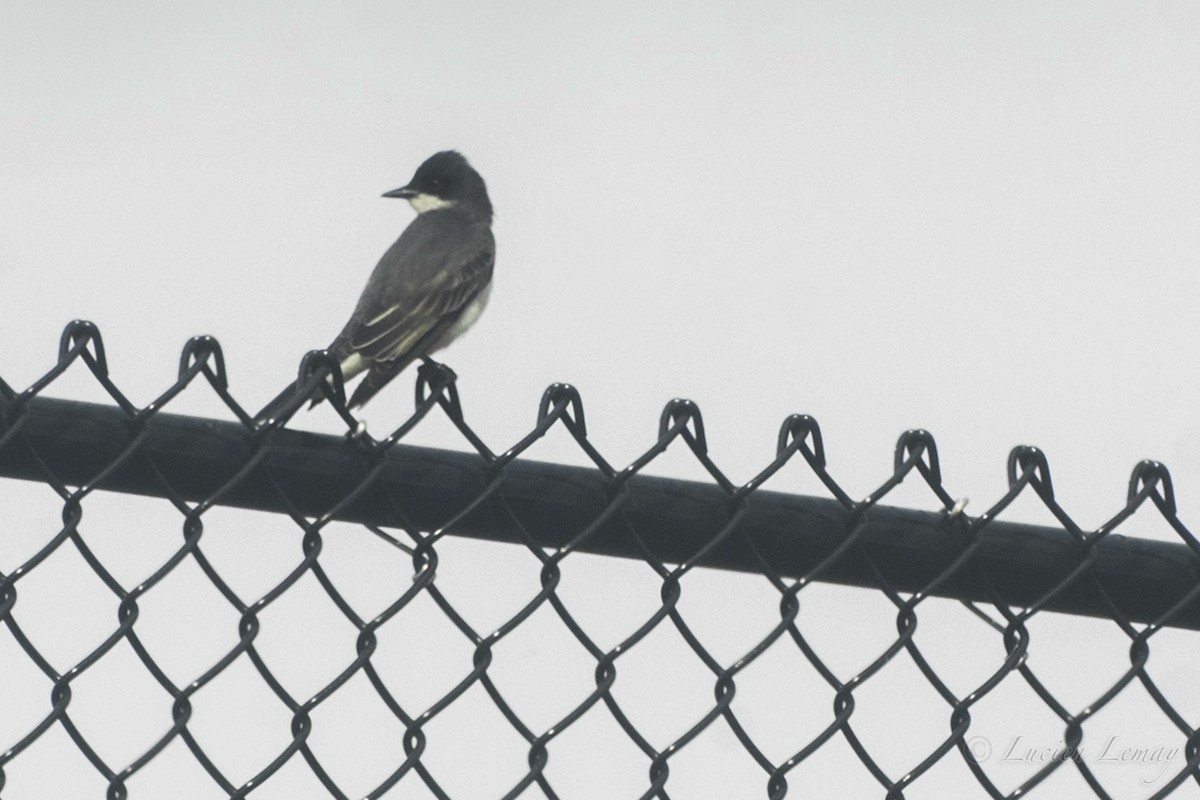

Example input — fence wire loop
[776,413,824,465]
[298,349,345,408]
[179,335,228,390]
[1007,444,1054,498]
[537,382,586,436]
[659,398,707,454]
[894,428,941,484]
[58,319,107,376]
[1129,459,1176,515]
[415,358,462,423]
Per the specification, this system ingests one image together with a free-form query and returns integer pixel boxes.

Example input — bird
[255,150,495,424]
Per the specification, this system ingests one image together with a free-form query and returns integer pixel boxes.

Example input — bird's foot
[417,357,457,384]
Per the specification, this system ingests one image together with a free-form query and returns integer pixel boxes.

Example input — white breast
[431,281,492,354]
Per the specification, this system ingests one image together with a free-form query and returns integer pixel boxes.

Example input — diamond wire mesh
[2,320,1200,799]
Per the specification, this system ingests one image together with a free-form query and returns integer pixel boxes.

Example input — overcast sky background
[2,2,1199,799]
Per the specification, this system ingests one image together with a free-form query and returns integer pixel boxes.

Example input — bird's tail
[255,353,433,425]
[256,366,391,424]
[253,380,324,425]
[254,348,354,425]
[345,360,408,410]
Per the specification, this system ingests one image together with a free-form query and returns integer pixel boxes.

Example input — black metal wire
[2,319,1199,799]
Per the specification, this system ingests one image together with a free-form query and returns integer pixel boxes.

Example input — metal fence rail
[2,320,1199,799]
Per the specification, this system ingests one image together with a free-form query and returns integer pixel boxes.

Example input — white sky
[2,2,1199,799]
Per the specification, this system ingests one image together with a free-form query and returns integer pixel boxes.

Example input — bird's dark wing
[333,211,494,363]
[343,304,470,409]
[343,253,493,408]
[349,250,493,362]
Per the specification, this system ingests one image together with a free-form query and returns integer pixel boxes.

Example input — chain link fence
[2,320,1199,799]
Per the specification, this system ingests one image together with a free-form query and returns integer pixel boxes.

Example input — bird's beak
[382,185,417,199]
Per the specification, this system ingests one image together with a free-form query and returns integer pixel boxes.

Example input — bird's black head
[382,151,492,222]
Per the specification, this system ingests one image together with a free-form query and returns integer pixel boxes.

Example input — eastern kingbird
[256,150,495,423]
